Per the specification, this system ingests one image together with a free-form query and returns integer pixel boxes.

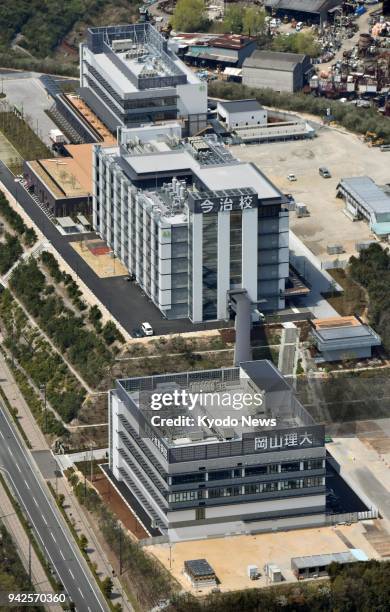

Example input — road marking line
[69,569,74,579]
[78,588,84,599]
[51,531,56,543]
[42,516,47,525]
[0,430,4,439]
[15,462,21,472]
[1,405,106,611]
[24,479,30,490]
[33,497,38,507]
[60,551,65,560]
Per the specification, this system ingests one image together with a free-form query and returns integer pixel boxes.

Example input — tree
[242,7,266,36]
[171,0,208,32]
[79,533,88,552]
[223,5,243,34]
[101,577,113,598]
[272,31,321,57]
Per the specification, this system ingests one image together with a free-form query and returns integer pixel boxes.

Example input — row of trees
[168,560,390,611]
[171,0,267,37]
[0,288,83,425]
[0,108,52,161]
[0,233,22,274]
[0,190,37,246]
[208,81,390,143]
[9,258,114,388]
[272,31,321,57]
[349,243,390,353]
[0,523,43,610]
[41,251,124,345]
[65,468,179,608]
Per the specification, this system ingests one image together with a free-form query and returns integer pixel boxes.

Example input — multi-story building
[93,125,289,322]
[79,23,207,136]
[107,360,326,541]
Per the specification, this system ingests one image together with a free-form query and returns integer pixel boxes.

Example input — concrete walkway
[0,349,47,451]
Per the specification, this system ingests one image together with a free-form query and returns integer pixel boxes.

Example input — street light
[39,383,47,433]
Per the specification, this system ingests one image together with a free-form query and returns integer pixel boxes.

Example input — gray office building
[108,360,326,541]
[79,23,207,135]
[93,125,289,322]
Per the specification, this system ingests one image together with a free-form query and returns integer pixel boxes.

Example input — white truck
[49,128,66,145]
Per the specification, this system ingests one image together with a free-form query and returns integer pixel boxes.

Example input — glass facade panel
[202,213,218,320]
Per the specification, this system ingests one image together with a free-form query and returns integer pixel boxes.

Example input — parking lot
[0,72,59,145]
[231,125,390,262]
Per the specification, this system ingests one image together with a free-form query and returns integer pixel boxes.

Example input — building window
[281,461,300,472]
[230,211,242,288]
[208,470,231,481]
[208,486,240,499]
[303,458,323,471]
[195,507,205,520]
[172,473,205,485]
[170,490,198,503]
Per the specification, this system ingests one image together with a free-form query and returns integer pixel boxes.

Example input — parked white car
[287,173,297,182]
[141,321,154,336]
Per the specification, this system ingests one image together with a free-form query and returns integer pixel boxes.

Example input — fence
[325,508,379,525]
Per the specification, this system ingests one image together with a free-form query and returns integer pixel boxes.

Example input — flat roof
[122,148,282,200]
[218,99,263,113]
[37,144,94,198]
[313,316,361,329]
[117,360,316,444]
[57,216,78,228]
[312,316,380,344]
[65,95,117,144]
[184,559,215,577]
[291,549,365,569]
[244,50,307,72]
[338,176,390,216]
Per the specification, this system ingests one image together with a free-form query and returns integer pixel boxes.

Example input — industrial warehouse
[93,124,289,322]
[107,360,327,541]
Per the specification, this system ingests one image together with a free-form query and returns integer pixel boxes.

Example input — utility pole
[40,384,47,433]
[28,539,32,588]
[90,445,94,483]
[84,452,87,502]
[119,527,123,576]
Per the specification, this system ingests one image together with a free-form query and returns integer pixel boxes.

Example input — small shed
[184,559,217,588]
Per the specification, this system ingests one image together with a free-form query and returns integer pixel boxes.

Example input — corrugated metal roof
[243,50,306,72]
[264,0,340,13]
[292,551,359,569]
[338,176,390,216]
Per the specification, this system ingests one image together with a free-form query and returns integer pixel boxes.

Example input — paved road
[0,404,109,612]
[0,162,233,336]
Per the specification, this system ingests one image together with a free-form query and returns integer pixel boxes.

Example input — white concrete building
[107,360,326,541]
[217,99,267,129]
[93,127,289,322]
[79,23,208,135]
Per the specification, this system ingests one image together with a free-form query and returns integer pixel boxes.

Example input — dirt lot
[230,126,390,261]
[70,239,128,278]
[148,522,379,594]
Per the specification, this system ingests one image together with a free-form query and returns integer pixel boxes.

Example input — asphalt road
[0,404,109,612]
